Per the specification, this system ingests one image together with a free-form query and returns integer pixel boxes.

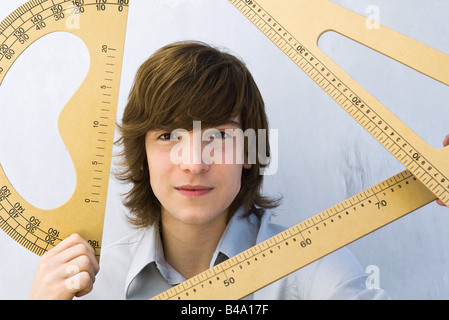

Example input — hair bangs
[147,58,245,132]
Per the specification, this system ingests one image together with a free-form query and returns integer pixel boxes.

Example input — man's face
[145,117,250,227]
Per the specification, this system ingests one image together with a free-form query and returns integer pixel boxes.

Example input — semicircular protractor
[0,0,129,259]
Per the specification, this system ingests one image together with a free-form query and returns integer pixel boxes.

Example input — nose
[180,160,210,174]
[178,130,210,174]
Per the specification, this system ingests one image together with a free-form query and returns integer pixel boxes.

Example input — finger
[56,243,99,274]
[63,254,98,298]
[43,233,94,259]
[73,241,99,275]
[443,134,449,147]
[434,135,449,206]
[65,271,95,298]
[75,282,94,298]
[64,254,98,284]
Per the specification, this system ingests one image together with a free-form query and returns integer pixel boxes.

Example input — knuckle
[74,243,90,256]
[78,271,95,292]
[78,271,92,284]
[70,233,82,240]
[40,251,51,260]
[38,260,50,272]
[66,233,82,245]
[65,271,94,295]
[78,255,91,270]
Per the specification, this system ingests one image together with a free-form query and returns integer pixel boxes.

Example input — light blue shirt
[86,208,390,300]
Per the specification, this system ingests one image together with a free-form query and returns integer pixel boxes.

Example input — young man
[29,41,446,300]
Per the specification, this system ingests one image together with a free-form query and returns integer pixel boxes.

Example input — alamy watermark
[366,5,380,30]
[365,264,380,289]
[168,121,278,176]
[65,5,82,30]
[65,265,81,291]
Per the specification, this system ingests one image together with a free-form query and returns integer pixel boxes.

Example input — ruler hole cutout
[318,30,449,150]
[0,31,90,210]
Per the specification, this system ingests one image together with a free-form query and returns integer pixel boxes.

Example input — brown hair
[116,41,280,228]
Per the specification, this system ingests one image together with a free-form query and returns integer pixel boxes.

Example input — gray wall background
[1,0,449,299]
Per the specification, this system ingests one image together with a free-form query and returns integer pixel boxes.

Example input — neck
[160,210,228,279]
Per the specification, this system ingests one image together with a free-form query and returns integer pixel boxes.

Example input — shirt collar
[124,226,159,296]
[210,207,261,267]
[124,206,263,297]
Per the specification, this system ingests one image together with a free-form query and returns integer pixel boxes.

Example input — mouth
[175,185,213,197]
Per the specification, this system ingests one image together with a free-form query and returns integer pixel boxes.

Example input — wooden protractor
[0,0,129,259]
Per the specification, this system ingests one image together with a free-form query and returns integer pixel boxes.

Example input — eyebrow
[149,119,243,133]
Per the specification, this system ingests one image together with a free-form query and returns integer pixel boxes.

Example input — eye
[212,131,227,139]
[158,132,181,141]
[205,129,232,140]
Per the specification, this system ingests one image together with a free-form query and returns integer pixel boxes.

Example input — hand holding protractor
[0,0,448,300]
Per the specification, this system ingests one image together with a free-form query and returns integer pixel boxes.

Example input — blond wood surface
[0,0,128,259]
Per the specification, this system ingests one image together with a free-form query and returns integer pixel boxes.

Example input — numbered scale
[151,0,449,299]
[0,0,129,259]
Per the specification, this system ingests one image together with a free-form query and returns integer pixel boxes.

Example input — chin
[172,207,225,225]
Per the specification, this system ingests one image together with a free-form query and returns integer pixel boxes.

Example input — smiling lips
[175,185,213,197]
